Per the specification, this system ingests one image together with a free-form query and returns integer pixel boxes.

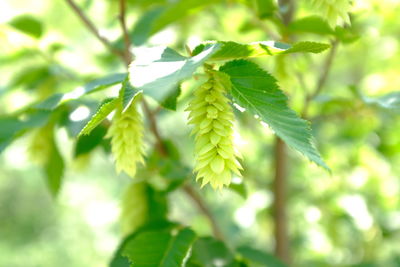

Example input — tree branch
[64,0,124,60]
[182,184,225,240]
[118,0,133,65]
[302,39,339,118]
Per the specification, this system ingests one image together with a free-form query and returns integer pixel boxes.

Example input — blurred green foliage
[1,0,400,266]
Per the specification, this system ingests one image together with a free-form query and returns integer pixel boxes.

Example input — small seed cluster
[106,102,145,178]
[312,0,351,27]
[186,73,242,189]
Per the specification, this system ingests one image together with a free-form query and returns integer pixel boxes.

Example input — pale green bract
[312,0,351,28]
[186,71,242,189]
[106,102,145,178]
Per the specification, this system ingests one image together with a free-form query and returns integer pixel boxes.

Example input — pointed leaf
[9,15,43,38]
[44,133,65,197]
[220,60,328,170]
[78,98,118,136]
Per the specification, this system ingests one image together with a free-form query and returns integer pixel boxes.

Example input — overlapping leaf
[192,41,330,61]
[220,60,328,170]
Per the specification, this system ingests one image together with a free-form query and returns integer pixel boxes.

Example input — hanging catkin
[186,71,242,189]
[106,101,145,178]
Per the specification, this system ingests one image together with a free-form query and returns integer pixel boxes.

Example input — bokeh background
[1,0,400,266]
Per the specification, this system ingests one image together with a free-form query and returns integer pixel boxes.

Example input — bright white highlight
[69,106,91,122]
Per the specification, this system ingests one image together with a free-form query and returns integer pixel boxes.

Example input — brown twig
[302,40,339,118]
[182,184,225,240]
[118,0,133,65]
[64,0,125,61]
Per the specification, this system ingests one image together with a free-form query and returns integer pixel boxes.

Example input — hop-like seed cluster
[106,102,145,178]
[312,0,351,28]
[186,73,242,189]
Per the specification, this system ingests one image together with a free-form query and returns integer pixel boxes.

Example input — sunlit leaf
[8,15,43,38]
[220,60,329,170]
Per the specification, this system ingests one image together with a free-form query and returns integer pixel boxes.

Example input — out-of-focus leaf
[220,60,329,170]
[36,73,126,111]
[10,66,50,90]
[8,15,43,38]
[362,92,400,113]
[78,98,118,136]
[131,6,166,46]
[161,86,181,110]
[187,237,238,267]
[192,41,330,61]
[74,125,107,157]
[254,0,276,18]
[289,16,334,35]
[120,182,169,236]
[44,133,65,197]
[237,246,287,267]
[0,110,50,153]
[334,26,360,44]
[129,45,219,104]
[228,179,247,198]
[122,227,196,267]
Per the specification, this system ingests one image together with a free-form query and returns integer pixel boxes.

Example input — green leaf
[187,237,238,267]
[161,86,181,110]
[228,179,247,198]
[78,98,118,136]
[362,91,400,114]
[122,227,196,267]
[253,0,276,18]
[121,182,169,236]
[74,125,107,157]
[8,15,43,38]
[36,73,126,111]
[129,45,220,104]
[220,60,328,170]
[44,133,65,197]
[289,16,334,35]
[131,6,166,46]
[237,246,288,267]
[192,41,330,61]
[0,110,50,153]
[120,77,140,112]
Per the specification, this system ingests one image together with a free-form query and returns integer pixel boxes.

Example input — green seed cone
[106,102,145,178]
[186,73,242,189]
[312,0,351,28]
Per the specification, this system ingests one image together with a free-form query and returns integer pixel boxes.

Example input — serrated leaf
[78,98,118,136]
[122,227,196,267]
[220,60,328,170]
[120,77,140,111]
[9,15,43,38]
[192,41,330,61]
[129,44,220,104]
[237,246,288,267]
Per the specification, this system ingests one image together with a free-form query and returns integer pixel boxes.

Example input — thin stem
[64,0,125,60]
[182,184,225,240]
[118,0,133,65]
[302,40,339,118]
